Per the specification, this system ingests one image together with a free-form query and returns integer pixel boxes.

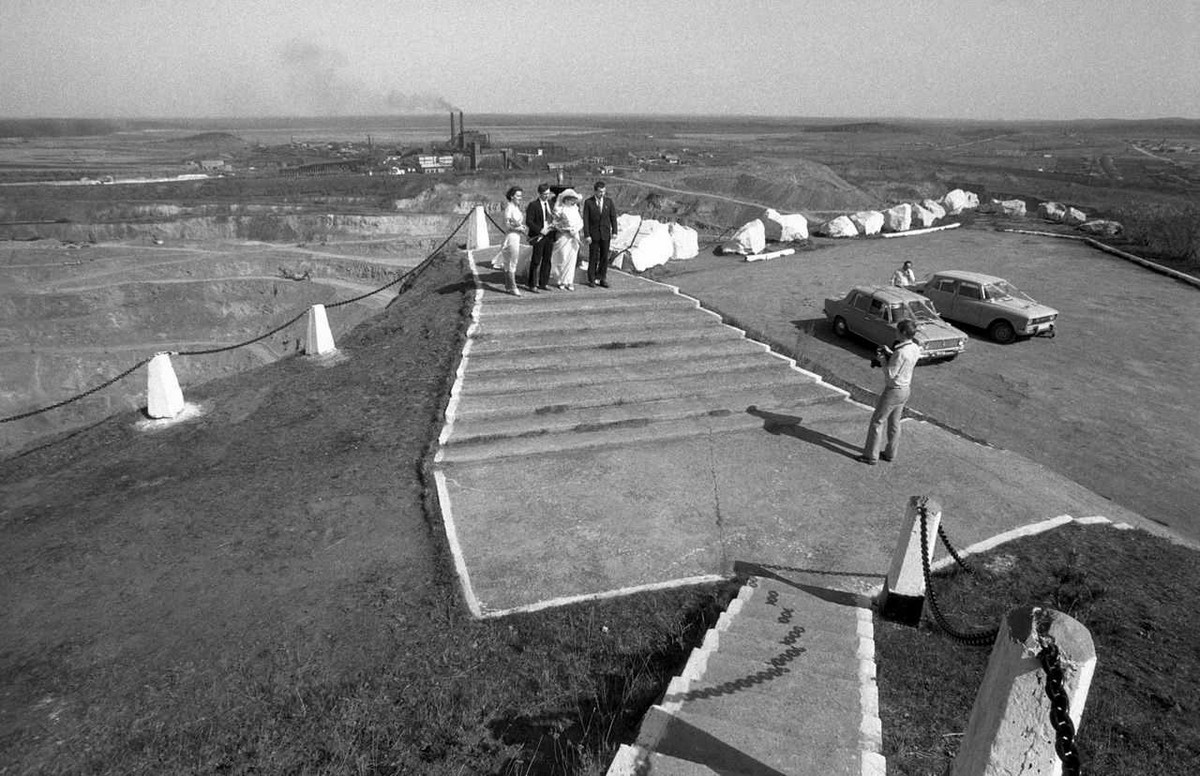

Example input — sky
[2,0,1197,121]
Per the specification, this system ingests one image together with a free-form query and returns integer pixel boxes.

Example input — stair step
[480,286,694,316]
[470,316,740,355]
[737,582,868,623]
[476,304,706,335]
[666,664,866,719]
[638,705,860,776]
[670,678,869,747]
[464,333,772,373]
[609,749,726,776]
[437,408,765,464]
[448,382,841,445]
[460,352,773,395]
[707,620,869,662]
[455,361,816,419]
[699,648,869,687]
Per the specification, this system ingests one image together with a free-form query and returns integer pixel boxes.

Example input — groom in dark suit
[582,180,618,288]
[525,182,555,292]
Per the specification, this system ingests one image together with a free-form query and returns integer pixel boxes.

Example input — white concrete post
[465,204,489,256]
[305,304,336,355]
[952,607,1096,776]
[146,352,185,419]
[881,495,942,625]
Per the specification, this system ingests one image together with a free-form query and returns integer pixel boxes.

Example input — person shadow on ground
[746,405,862,461]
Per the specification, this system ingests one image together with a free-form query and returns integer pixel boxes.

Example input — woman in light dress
[497,186,527,295]
[549,188,583,290]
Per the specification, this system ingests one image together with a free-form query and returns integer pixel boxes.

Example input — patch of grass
[1107,201,1200,269]
[877,523,1200,775]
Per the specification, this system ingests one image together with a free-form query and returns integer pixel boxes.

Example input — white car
[914,271,1058,344]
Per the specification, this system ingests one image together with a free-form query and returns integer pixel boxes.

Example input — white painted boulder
[964,191,980,210]
[668,223,700,260]
[1080,219,1122,237]
[624,219,675,271]
[942,189,970,215]
[1065,206,1088,225]
[996,199,1027,217]
[1038,201,1066,222]
[610,213,645,256]
[818,215,859,238]
[720,219,767,254]
[883,203,913,232]
[921,199,947,220]
[850,210,885,236]
[763,208,810,241]
[911,204,937,228]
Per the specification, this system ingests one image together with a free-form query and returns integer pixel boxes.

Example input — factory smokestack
[449,111,456,144]
[458,110,465,149]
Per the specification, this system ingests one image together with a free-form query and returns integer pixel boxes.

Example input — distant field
[2,113,1196,455]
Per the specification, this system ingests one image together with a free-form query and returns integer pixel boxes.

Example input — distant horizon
[4,112,1199,126]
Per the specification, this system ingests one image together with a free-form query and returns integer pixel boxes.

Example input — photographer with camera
[858,318,920,465]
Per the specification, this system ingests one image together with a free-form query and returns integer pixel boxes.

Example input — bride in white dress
[548,188,583,290]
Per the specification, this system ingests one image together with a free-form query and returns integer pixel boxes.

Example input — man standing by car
[582,180,618,288]
[891,260,916,288]
[859,318,920,465]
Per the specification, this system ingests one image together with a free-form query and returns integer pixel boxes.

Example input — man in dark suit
[582,180,618,288]
[525,183,555,293]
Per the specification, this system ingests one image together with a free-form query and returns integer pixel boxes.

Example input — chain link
[1038,640,1083,775]
[937,523,976,574]
[0,357,151,423]
[918,497,999,647]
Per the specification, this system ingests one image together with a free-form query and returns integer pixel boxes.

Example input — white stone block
[146,352,185,419]
[305,304,336,355]
[465,205,490,251]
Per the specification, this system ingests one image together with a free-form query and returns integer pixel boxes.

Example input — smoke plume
[277,39,455,115]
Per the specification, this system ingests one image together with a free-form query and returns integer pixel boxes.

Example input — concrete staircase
[444,263,882,773]
[438,271,852,465]
[608,576,884,776]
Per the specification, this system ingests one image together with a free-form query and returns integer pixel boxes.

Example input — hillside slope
[0,252,471,771]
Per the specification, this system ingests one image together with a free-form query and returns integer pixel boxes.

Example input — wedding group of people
[494,180,619,296]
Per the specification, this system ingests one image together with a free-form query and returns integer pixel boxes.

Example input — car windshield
[982,281,1034,302]
[895,299,941,322]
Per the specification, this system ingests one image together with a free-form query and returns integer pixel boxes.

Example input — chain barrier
[1039,639,1083,775]
[918,497,1000,646]
[937,523,976,574]
[484,209,508,236]
[0,357,152,424]
[0,211,472,424]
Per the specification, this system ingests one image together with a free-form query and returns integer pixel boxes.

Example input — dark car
[823,285,968,360]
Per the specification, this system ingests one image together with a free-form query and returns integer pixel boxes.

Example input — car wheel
[989,320,1017,344]
[832,317,849,337]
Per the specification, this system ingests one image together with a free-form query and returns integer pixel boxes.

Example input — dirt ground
[649,222,1200,542]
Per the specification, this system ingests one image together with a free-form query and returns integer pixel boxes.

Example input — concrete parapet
[881,495,942,625]
[146,352,185,419]
[305,304,336,355]
[952,606,1096,776]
